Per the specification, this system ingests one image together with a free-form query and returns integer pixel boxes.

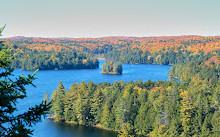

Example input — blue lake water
[13,60,171,137]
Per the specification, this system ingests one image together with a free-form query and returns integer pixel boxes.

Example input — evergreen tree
[51,81,65,121]
[134,102,154,135]
[211,110,220,137]
[75,93,87,125]
[43,91,49,105]
[90,88,103,124]
[200,115,210,137]
[64,83,78,123]
[101,103,110,128]
[0,26,50,136]
[118,123,135,137]
[180,90,194,136]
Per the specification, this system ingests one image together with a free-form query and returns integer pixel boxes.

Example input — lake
[14,60,171,137]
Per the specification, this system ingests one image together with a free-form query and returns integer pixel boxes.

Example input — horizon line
[2,34,220,39]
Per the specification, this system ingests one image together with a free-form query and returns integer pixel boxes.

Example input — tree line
[105,48,219,65]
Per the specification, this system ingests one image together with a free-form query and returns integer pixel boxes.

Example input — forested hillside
[50,55,220,137]
[2,36,220,53]
[2,36,220,65]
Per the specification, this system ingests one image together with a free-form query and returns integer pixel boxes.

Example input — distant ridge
[2,35,220,40]
[1,35,220,55]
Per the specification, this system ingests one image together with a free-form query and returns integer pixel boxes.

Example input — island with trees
[101,60,122,75]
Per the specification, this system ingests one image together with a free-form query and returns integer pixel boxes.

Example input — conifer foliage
[0,27,50,136]
[50,81,65,122]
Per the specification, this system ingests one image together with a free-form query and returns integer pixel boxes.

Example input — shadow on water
[43,119,117,137]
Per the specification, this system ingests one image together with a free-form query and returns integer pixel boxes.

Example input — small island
[101,60,122,75]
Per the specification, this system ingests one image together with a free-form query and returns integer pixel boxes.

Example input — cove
[13,60,171,137]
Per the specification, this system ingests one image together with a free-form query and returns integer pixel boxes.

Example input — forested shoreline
[15,51,99,70]
[50,55,220,137]
[8,48,99,70]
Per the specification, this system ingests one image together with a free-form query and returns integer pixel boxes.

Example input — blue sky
[1,0,220,38]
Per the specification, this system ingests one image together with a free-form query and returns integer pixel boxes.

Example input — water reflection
[46,119,117,137]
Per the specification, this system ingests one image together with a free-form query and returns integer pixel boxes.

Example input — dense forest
[11,50,99,70]
[2,36,220,54]
[0,42,99,70]
[102,60,122,75]
[50,55,220,137]
[1,36,220,66]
